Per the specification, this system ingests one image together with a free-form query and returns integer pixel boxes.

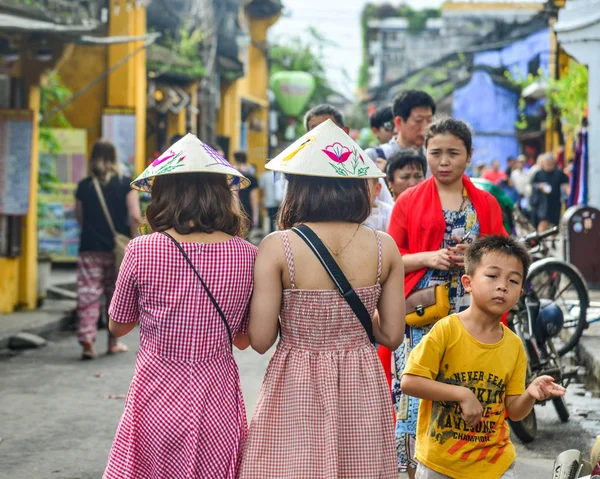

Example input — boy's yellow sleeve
[505,340,527,396]
[402,320,447,381]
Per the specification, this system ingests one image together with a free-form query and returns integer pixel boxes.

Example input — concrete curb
[0,301,76,351]
[579,332,600,387]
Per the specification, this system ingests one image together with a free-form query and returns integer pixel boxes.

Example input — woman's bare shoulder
[257,231,286,252]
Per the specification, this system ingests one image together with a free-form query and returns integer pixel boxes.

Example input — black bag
[160,231,233,348]
[291,224,376,346]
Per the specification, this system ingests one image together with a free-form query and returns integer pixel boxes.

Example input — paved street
[1,330,599,479]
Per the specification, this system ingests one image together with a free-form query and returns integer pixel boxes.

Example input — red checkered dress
[104,233,257,479]
[239,230,396,478]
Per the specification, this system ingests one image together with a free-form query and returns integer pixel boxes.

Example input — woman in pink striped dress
[104,136,256,478]
[240,120,406,478]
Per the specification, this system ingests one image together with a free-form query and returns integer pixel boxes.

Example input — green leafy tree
[38,72,72,248]
[39,72,71,196]
[505,60,588,137]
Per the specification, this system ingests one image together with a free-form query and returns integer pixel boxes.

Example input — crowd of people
[473,152,570,234]
[72,89,569,479]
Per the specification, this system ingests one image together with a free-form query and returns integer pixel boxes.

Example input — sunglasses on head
[382,121,395,132]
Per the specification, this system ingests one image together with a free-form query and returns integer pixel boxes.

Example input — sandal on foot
[107,343,129,355]
[81,341,96,360]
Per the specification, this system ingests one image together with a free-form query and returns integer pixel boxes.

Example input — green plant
[505,61,588,137]
[37,73,72,228]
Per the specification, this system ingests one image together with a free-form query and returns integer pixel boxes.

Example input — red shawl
[378,175,507,388]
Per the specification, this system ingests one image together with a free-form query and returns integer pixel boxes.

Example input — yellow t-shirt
[403,314,527,479]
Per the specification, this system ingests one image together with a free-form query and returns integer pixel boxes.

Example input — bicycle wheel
[508,408,537,443]
[526,259,589,357]
[552,396,570,422]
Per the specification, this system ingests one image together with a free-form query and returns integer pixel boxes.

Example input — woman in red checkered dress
[239,121,406,478]
[104,137,256,479]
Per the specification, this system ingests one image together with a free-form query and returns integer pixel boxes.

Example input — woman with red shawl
[380,117,507,478]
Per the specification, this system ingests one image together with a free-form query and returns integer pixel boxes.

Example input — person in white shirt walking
[259,170,284,232]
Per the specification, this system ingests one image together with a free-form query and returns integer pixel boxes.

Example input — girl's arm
[233,333,250,350]
[248,234,283,354]
[250,188,260,228]
[109,317,138,337]
[126,190,142,238]
[375,234,405,349]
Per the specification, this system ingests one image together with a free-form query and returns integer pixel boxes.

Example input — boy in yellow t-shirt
[401,235,566,479]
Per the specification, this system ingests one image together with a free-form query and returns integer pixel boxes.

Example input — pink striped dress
[239,230,396,478]
[104,233,257,479]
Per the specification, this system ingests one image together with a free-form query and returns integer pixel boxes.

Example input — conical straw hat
[131,133,250,192]
[265,119,384,179]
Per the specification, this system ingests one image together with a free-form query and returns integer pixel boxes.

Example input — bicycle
[506,226,589,443]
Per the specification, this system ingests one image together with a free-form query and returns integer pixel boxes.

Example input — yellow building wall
[58,45,108,154]
[106,1,147,173]
[0,84,42,313]
[218,13,279,171]
[218,80,242,161]
[0,259,19,314]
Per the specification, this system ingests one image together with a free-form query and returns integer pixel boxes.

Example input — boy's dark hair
[425,116,473,154]
[370,106,394,129]
[146,173,248,237]
[233,150,247,164]
[304,104,345,131]
[392,90,436,122]
[386,149,427,183]
[278,175,370,229]
[465,235,531,281]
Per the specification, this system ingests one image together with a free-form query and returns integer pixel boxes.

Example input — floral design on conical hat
[265,119,385,179]
[131,133,250,192]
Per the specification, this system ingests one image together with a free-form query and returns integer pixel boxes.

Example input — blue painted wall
[474,28,550,78]
[453,70,520,169]
[453,28,549,169]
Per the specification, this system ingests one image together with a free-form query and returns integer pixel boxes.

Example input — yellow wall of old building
[18,85,41,309]
[220,13,280,172]
[218,79,242,160]
[0,259,19,314]
[0,83,42,313]
[58,45,107,154]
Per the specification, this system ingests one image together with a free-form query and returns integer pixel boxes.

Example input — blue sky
[269,0,445,98]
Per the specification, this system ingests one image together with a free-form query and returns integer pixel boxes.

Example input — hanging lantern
[270,71,316,117]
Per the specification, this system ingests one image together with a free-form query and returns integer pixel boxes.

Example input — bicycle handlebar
[520,226,559,247]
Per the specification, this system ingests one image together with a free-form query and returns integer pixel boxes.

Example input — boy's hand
[526,376,566,401]
[459,388,483,428]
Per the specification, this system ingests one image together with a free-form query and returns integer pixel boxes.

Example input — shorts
[397,433,417,472]
[416,462,517,479]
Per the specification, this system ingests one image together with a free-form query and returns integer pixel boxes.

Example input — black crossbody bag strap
[160,232,233,348]
[291,225,376,346]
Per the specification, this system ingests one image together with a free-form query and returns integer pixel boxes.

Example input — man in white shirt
[259,170,284,232]
[365,90,435,173]
[364,177,393,232]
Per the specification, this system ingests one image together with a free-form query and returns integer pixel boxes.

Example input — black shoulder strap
[291,225,375,345]
[159,231,233,348]
[374,146,386,160]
